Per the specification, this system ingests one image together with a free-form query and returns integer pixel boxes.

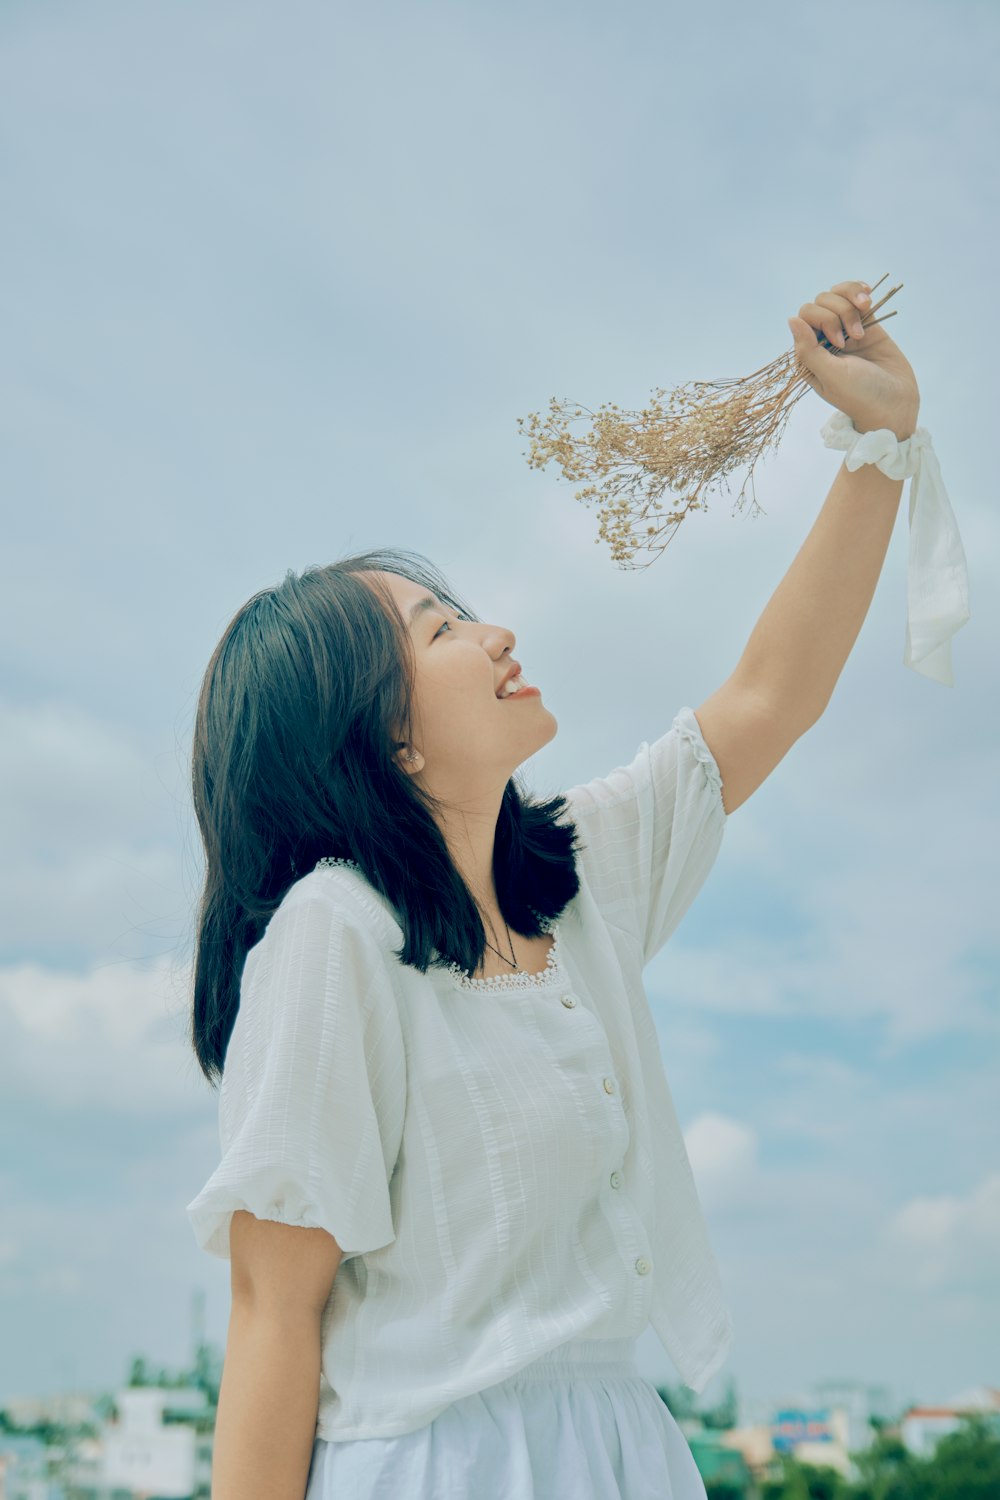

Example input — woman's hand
[787,279,921,441]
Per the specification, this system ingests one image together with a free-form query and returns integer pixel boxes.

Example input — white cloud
[0,696,192,963]
[0,954,201,1115]
[684,1110,761,1212]
[882,1173,1000,1295]
[0,697,169,851]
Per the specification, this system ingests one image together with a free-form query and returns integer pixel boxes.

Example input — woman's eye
[435,613,470,637]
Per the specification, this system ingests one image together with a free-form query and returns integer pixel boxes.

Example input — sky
[1,0,997,1428]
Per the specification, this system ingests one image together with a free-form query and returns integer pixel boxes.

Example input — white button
[603,1077,616,1095]
[610,1171,622,1189]
[635,1257,652,1276]
[560,994,577,1008]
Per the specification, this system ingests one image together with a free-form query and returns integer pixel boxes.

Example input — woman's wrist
[853,405,920,444]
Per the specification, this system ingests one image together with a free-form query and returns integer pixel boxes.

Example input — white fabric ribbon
[820,409,970,686]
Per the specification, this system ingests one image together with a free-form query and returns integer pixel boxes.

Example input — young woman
[186,280,924,1498]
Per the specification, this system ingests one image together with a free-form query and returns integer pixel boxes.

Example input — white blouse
[185,704,734,1441]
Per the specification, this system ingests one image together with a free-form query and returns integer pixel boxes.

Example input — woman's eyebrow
[407,596,458,628]
[406,597,441,625]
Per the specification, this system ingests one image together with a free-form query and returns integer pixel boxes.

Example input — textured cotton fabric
[185,704,733,1442]
[819,410,970,685]
[303,1338,708,1500]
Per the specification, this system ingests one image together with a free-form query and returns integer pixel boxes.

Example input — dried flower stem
[516,273,901,569]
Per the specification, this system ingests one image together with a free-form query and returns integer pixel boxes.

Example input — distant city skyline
[4,1338,997,1497]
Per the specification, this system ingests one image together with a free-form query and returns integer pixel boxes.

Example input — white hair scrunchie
[819,410,970,686]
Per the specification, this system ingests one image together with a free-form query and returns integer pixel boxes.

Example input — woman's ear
[393,741,424,774]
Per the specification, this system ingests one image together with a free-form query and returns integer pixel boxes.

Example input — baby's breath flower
[517,279,898,569]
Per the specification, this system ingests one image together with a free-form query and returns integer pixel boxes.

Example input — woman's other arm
[211,1212,344,1500]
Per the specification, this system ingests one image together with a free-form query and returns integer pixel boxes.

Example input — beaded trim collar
[445,915,564,993]
[313,855,566,993]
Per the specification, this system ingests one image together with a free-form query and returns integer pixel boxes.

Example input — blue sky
[1,0,997,1424]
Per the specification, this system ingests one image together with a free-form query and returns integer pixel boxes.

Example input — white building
[99,1386,206,1498]
[901,1386,1000,1458]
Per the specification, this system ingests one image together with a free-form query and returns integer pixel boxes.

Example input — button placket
[597,1080,647,1280]
[556,994,643,1278]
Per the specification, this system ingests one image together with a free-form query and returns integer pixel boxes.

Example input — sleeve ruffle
[561,705,728,966]
[186,1158,397,1264]
[671,705,725,806]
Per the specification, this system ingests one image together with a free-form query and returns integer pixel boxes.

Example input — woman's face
[359,570,558,790]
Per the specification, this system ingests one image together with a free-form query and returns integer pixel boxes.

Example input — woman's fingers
[827,280,871,307]
[798,281,872,347]
[825,280,872,318]
[801,295,857,347]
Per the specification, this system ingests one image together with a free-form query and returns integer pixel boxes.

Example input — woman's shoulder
[241,860,406,1008]
[288,857,405,949]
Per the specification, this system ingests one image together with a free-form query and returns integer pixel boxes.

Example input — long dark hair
[189,548,583,1085]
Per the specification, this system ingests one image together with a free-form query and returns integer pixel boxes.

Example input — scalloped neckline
[444,917,564,993]
[313,856,567,995]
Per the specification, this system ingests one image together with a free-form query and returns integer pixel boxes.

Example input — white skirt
[304,1337,708,1499]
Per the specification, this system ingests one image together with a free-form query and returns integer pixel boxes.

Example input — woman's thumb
[787,315,837,381]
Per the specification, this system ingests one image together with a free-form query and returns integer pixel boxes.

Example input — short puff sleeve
[185,884,407,1263]
[563,705,728,965]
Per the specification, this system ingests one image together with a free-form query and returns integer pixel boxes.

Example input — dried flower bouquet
[516,274,900,568]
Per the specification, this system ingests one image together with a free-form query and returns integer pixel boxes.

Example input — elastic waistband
[501,1337,639,1383]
